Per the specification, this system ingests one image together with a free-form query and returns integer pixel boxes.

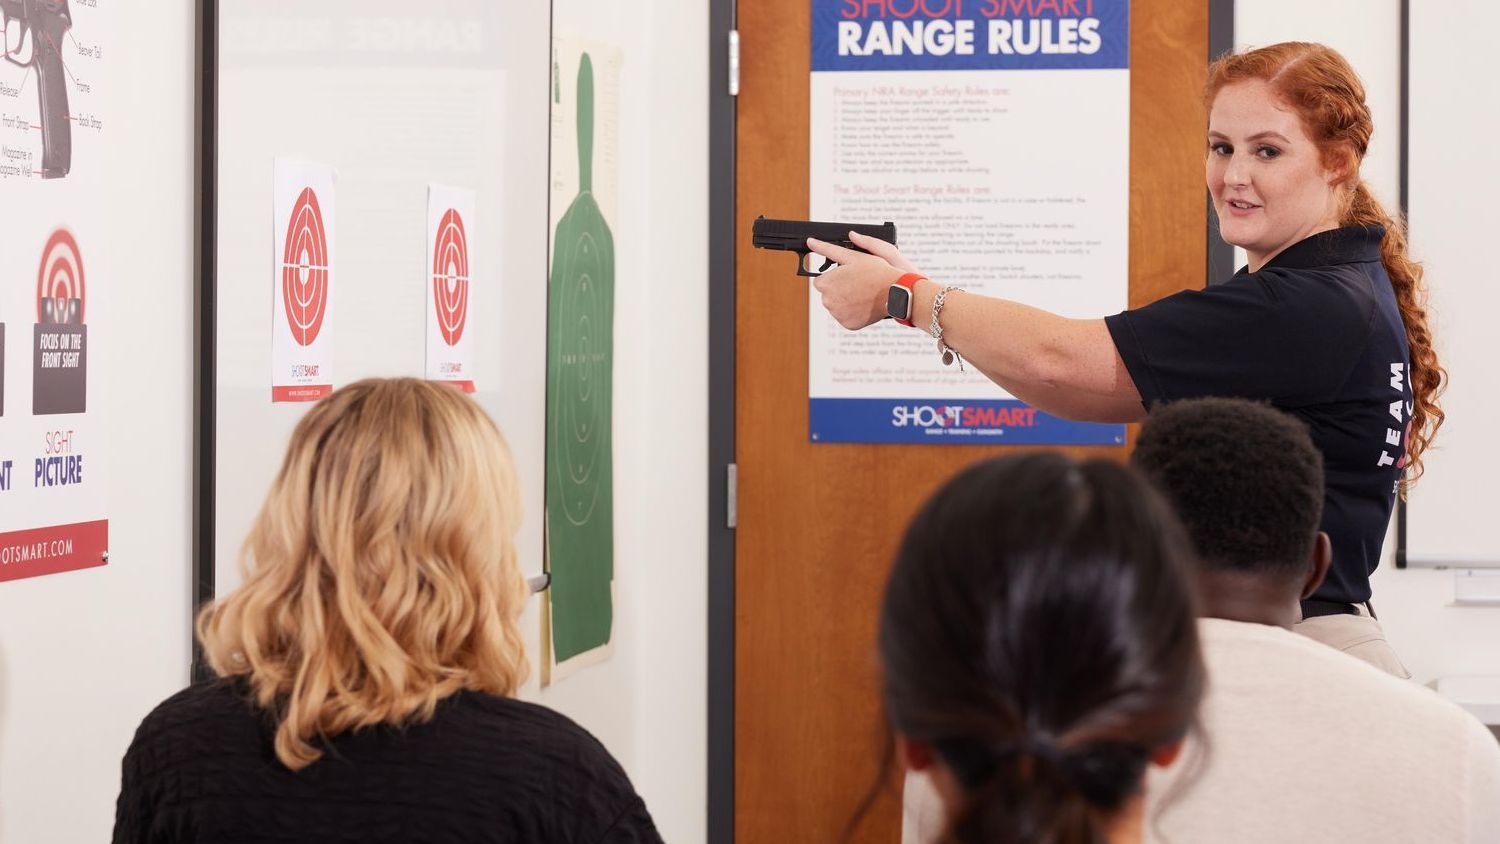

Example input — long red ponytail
[1207,42,1445,489]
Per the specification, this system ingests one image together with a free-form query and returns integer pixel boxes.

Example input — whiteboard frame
[1396,0,1500,570]
[191,1,559,678]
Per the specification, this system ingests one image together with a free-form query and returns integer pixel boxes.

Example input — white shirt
[902,618,1500,844]
[1145,618,1500,844]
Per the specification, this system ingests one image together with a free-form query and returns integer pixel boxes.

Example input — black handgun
[1,0,72,179]
[752,216,897,277]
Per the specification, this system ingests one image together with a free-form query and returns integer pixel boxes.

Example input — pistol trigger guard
[3,12,29,57]
[797,251,820,277]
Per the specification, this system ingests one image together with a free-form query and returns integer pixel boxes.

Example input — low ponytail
[945,758,1095,844]
[1346,182,1446,489]
[939,739,1150,844]
[866,455,1203,844]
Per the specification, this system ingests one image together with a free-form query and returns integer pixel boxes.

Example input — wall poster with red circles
[271,159,336,403]
[0,223,110,584]
[425,185,477,393]
[0,0,111,583]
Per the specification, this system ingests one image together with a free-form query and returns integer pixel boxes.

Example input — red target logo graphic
[281,187,330,346]
[431,208,470,346]
[35,228,86,325]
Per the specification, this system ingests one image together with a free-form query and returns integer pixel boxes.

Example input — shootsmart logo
[891,404,1041,429]
[892,405,964,428]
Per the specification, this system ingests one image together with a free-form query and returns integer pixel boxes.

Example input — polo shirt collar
[1240,225,1386,274]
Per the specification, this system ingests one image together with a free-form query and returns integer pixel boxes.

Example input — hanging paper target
[35,228,85,325]
[554,228,609,528]
[280,187,330,346]
[431,208,470,347]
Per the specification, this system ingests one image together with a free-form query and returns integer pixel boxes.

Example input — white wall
[605,1,709,834]
[1235,1,1500,688]
[0,1,197,841]
[528,3,709,841]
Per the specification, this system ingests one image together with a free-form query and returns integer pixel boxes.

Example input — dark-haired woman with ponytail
[809,41,1438,678]
[875,453,1204,844]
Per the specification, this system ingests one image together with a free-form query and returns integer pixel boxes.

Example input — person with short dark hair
[1130,396,1332,629]
[881,453,1205,844]
[1131,398,1500,842]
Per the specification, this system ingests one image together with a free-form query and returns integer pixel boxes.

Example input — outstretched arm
[808,232,1146,424]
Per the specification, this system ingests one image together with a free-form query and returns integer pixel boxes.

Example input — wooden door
[734,3,1208,840]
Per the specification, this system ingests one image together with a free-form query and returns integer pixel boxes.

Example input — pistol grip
[34,22,70,178]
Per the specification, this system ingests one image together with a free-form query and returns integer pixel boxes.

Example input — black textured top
[1107,225,1410,604]
[112,680,662,844]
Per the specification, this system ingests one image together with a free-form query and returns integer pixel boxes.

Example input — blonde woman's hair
[197,377,530,770]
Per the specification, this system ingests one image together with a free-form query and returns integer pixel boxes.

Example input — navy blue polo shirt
[1105,226,1411,604]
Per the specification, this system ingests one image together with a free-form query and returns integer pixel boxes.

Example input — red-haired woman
[809,41,1441,678]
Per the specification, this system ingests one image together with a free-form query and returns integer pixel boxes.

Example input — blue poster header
[812,0,1128,72]
[810,398,1125,445]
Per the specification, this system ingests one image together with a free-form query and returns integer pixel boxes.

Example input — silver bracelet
[929,285,964,371]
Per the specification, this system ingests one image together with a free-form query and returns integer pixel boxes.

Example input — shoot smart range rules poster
[808,0,1129,445]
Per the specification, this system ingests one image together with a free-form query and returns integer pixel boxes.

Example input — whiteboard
[211,1,551,593]
[1403,1,1500,567]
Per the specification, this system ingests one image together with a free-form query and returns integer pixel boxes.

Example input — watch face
[887,285,912,321]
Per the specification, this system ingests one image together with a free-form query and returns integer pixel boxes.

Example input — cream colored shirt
[903,618,1500,844]
[1145,618,1500,843]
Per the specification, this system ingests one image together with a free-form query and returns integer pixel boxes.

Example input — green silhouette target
[547,52,615,663]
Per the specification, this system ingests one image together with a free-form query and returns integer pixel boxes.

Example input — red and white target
[35,228,86,324]
[280,187,330,347]
[431,208,470,346]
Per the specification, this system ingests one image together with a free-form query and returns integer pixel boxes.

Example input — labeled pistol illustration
[2,0,72,179]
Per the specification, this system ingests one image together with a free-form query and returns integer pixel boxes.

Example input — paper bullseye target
[431,208,470,347]
[280,187,330,347]
[35,228,85,324]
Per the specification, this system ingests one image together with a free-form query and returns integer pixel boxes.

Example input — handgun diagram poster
[0,0,110,583]
[426,184,477,392]
[543,34,621,684]
[808,0,1129,445]
[271,158,336,403]
[0,0,103,182]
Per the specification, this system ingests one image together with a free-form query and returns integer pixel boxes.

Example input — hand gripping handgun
[1,0,72,179]
[752,216,897,277]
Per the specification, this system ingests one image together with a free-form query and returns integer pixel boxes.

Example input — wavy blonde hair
[197,377,530,770]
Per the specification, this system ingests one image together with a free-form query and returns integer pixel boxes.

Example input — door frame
[704,2,1249,840]
[707,1,738,842]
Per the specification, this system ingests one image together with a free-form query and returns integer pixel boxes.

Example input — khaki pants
[1293,603,1411,679]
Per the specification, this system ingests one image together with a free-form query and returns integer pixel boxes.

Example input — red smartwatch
[886,273,925,327]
